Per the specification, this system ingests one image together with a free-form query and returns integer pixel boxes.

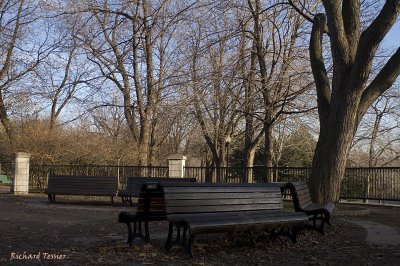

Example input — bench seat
[183,211,308,235]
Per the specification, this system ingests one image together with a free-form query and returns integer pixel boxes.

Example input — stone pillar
[12,152,31,195]
[168,154,187,178]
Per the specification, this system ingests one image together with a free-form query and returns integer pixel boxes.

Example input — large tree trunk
[303,1,400,203]
[0,95,14,148]
[138,118,150,166]
[310,96,358,203]
[264,120,274,182]
[245,149,256,183]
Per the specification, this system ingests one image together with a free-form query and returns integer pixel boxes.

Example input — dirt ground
[0,186,399,266]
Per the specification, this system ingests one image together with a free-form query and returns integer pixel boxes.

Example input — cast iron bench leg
[127,222,133,245]
[129,197,134,207]
[165,223,174,252]
[121,197,127,206]
[144,220,150,243]
[326,217,332,226]
[188,234,196,259]
[165,223,185,253]
[288,227,298,243]
[319,217,326,235]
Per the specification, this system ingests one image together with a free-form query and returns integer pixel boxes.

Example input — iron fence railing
[29,164,168,191]
[183,166,311,183]
[341,167,400,201]
[184,166,400,201]
[27,164,400,201]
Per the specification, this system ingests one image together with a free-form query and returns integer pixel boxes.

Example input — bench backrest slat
[163,183,283,215]
[284,182,313,210]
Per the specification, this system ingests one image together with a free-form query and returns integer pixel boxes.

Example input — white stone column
[168,154,187,178]
[12,152,31,195]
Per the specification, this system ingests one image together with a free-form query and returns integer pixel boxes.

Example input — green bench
[0,175,11,185]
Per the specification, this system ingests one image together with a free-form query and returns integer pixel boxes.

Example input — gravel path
[0,189,399,265]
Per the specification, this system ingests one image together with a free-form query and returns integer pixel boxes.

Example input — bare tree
[352,87,400,167]
[0,0,42,148]
[290,0,400,202]
[186,7,243,182]
[74,0,193,166]
[33,29,93,130]
[244,0,312,181]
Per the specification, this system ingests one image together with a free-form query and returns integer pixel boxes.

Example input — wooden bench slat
[164,186,280,193]
[165,191,282,200]
[166,197,282,206]
[166,203,283,214]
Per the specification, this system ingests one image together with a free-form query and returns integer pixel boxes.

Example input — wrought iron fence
[29,164,168,192]
[341,167,400,201]
[28,164,400,201]
[184,166,400,201]
[183,166,311,183]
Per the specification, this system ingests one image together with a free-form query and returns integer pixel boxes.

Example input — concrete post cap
[15,152,31,158]
[168,154,187,160]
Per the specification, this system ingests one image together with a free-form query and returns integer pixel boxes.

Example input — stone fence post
[12,152,31,194]
[168,154,187,178]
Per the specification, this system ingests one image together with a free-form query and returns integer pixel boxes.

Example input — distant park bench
[44,175,118,204]
[283,182,335,234]
[0,175,11,185]
[163,183,309,258]
[117,176,196,206]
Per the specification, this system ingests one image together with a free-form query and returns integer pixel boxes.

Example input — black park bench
[118,182,165,244]
[117,176,196,206]
[118,178,196,244]
[163,183,309,258]
[44,175,118,204]
[283,182,335,234]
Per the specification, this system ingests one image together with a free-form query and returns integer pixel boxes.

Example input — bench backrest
[285,182,312,211]
[163,183,283,216]
[125,176,196,197]
[45,175,118,195]
[135,183,166,220]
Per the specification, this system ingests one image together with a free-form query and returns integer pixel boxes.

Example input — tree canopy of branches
[0,0,399,187]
